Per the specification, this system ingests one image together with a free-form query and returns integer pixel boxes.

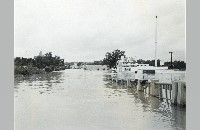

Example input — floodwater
[14,69,186,130]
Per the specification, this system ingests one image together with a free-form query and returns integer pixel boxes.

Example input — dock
[108,73,186,107]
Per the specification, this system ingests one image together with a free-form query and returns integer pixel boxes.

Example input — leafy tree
[35,56,45,69]
[14,57,22,66]
[103,49,125,69]
[77,62,83,66]
[164,60,186,70]
[45,52,52,57]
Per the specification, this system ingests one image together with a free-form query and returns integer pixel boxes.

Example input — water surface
[14,69,186,130]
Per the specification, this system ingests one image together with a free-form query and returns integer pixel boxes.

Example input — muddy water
[14,69,186,130]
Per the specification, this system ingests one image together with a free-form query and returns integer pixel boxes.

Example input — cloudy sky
[14,0,185,62]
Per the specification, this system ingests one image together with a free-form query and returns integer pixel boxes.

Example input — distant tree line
[164,61,186,70]
[86,61,105,65]
[102,49,186,70]
[64,61,105,69]
[14,52,65,75]
[137,59,186,70]
[136,59,161,66]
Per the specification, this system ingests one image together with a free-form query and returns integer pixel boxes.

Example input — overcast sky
[14,0,185,62]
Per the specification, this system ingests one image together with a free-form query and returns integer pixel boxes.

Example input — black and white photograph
[14,0,186,130]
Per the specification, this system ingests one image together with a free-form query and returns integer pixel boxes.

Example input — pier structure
[110,74,186,106]
[99,62,186,106]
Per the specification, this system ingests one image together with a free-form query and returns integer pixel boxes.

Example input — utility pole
[155,16,158,67]
[169,52,174,69]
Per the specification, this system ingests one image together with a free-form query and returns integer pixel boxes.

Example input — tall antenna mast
[155,16,158,67]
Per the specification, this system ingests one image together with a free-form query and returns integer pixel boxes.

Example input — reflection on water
[14,71,64,96]
[14,69,186,130]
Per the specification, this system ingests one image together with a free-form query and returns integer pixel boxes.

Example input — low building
[115,56,168,81]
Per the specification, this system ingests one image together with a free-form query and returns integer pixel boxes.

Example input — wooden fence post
[159,84,163,100]
[172,81,178,104]
[137,80,143,91]
[150,80,159,97]
[177,81,186,106]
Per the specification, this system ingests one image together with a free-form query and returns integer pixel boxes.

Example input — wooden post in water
[159,85,163,100]
[147,82,150,94]
[127,79,130,87]
[165,85,168,100]
[148,82,150,95]
[177,81,186,106]
[169,85,172,100]
[172,81,178,104]
[137,80,143,91]
[150,80,159,97]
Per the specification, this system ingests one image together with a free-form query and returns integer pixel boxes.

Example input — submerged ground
[14,69,186,130]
